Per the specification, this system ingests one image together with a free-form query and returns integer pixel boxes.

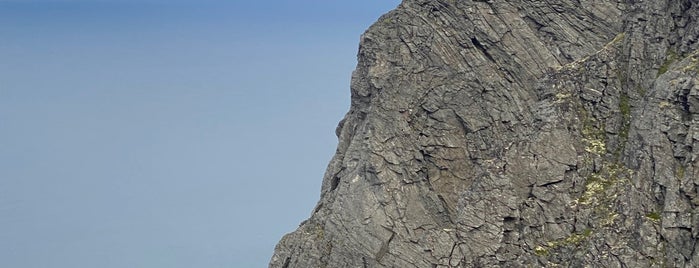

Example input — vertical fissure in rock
[470,37,496,63]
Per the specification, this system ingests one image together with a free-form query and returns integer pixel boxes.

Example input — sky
[0,1,401,267]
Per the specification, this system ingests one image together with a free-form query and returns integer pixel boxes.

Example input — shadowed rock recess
[270,1,699,267]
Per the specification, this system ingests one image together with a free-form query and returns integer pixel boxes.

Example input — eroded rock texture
[270,1,699,267]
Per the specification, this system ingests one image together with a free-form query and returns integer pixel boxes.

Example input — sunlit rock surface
[271,1,699,267]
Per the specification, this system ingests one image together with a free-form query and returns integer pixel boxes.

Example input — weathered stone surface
[270,1,699,267]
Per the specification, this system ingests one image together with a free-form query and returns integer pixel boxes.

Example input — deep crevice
[281,257,291,268]
[330,176,340,191]
[471,37,497,63]
[375,232,395,262]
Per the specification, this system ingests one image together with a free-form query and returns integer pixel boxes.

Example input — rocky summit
[270,0,699,267]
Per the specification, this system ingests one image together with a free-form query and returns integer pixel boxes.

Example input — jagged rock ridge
[270,0,699,267]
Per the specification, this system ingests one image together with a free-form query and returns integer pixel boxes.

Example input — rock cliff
[270,1,699,267]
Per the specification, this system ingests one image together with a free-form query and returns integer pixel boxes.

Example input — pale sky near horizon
[0,1,401,267]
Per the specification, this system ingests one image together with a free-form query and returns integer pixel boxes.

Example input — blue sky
[0,1,400,267]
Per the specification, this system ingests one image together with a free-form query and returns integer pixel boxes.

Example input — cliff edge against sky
[271,0,699,267]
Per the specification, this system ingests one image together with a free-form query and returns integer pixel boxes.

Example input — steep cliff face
[270,1,699,267]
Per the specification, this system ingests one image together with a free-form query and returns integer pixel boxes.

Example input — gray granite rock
[270,1,699,267]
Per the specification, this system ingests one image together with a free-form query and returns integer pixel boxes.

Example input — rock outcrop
[270,1,699,267]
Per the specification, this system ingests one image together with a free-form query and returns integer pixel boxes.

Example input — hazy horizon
[0,1,401,267]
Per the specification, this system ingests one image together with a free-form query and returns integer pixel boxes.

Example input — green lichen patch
[645,212,661,221]
[536,229,594,257]
[558,229,593,246]
[578,174,603,204]
[619,94,631,119]
[657,49,678,77]
[309,223,326,240]
[676,165,686,179]
[578,172,615,205]
[614,93,631,159]
[610,33,626,45]
[534,246,549,256]
[578,107,607,156]
[681,51,699,73]
[599,32,626,52]
[576,163,630,217]
[583,138,607,155]
[555,92,571,102]
[659,101,671,109]
[656,49,699,76]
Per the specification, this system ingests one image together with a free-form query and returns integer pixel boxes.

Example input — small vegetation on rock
[657,49,678,77]
[646,212,661,221]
